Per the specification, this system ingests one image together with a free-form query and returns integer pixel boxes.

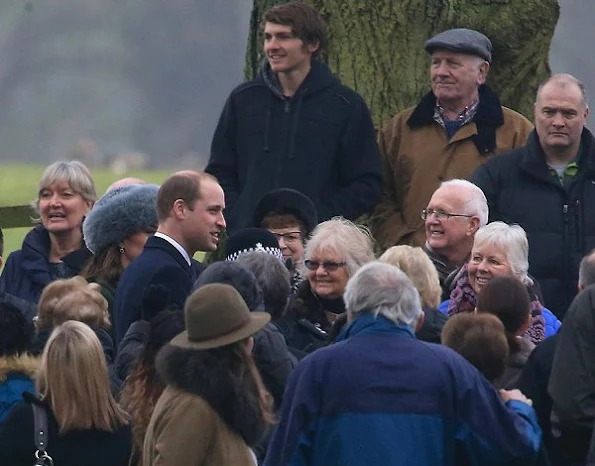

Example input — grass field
[0,163,172,267]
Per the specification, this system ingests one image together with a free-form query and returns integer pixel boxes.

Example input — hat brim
[170,312,271,350]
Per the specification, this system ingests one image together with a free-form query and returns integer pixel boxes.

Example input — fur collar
[156,344,268,447]
[0,354,38,383]
[289,280,346,331]
[407,85,504,155]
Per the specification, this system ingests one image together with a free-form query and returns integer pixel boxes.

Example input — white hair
[473,222,529,283]
[439,179,489,227]
[303,217,375,277]
[344,262,423,328]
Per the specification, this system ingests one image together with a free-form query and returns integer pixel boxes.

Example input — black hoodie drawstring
[287,90,305,158]
[263,92,272,152]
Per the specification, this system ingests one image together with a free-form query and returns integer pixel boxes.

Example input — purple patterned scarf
[447,264,546,344]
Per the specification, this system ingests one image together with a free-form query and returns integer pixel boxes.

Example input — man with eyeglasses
[370,28,532,250]
[471,73,595,321]
[421,179,488,300]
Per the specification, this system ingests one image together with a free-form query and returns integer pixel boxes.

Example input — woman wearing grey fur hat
[81,183,159,315]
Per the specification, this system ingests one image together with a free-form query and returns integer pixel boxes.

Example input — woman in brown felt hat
[142,283,274,466]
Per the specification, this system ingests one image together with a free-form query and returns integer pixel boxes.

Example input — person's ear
[415,311,425,333]
[518,310,532,336]
[245,336,255,354]
[477,61,490,85]
[0,257,3,269]
[467,217,481,236]
[307,40,320,55]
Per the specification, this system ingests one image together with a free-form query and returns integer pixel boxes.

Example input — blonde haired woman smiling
[0,321,132,466]
[379,245,448,343]
[0,161,96,306]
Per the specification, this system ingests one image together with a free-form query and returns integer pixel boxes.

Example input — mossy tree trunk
[246,0,560,127]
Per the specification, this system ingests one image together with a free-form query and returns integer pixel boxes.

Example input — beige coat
[142,386,255,466]
[370,87,533,249]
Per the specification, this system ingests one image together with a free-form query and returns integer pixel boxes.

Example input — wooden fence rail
[0,205,35,229]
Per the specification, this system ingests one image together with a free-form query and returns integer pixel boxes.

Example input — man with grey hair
[371,28,532,250]
[472,73,595,319]
[422,178,488,299]
[265,261,542,466]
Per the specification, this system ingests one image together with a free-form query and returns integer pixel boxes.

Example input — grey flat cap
[425,28,492,63]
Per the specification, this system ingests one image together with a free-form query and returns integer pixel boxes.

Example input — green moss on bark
[246,0,559,126]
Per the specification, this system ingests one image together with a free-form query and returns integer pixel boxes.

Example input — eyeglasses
[304,260,347,272]
[421,208,474,221]
[271,231,302,244]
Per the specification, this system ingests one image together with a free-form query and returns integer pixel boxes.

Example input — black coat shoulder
[0,398,131,466]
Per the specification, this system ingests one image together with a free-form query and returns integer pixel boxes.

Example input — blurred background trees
[0,0,590,169]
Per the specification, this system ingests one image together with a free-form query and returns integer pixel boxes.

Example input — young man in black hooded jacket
[206,1,381,232]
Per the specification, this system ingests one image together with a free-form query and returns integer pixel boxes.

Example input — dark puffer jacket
[471,128,595,319]
[0,225,91,305]
[206,59,381,232]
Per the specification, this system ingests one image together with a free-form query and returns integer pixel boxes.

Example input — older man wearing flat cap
[371,28,533,250]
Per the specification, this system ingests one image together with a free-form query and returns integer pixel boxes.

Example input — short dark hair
[261,212,306,236]
[442,313,509,384]
[0,301,32,356]
[156,171,216,222]
[0,227,3,258]
[476,276,531,353]
[236,251,291,320]
[262,1,327,55]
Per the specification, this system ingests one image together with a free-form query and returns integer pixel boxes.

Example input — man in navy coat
[113,171,226,344]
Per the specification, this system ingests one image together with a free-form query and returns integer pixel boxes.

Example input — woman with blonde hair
[35,276,110,334]
[0,320,132,465]
[276,217,375,357]
[31,276,121,395]
[0,161,97,306]
[378,245,448,343]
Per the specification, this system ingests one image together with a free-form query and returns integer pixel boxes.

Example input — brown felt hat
[171,283,270,350]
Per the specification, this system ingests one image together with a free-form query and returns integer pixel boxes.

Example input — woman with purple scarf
[444,222,560,343]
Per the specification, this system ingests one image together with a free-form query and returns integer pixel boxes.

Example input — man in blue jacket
[264,261,542,466]
[206,1,381,232]
[113,171,225,344]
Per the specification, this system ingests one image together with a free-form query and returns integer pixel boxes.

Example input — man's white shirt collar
[154,232,191,266]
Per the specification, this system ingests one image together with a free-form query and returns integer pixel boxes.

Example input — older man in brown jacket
[371,28,532,249]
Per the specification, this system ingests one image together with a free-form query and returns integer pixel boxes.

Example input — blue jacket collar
[335,312,416,342]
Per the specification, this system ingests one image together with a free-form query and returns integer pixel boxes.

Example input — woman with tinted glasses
[275,217,375,358]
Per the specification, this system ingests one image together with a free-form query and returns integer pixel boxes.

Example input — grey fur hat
[83,183,159,254]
